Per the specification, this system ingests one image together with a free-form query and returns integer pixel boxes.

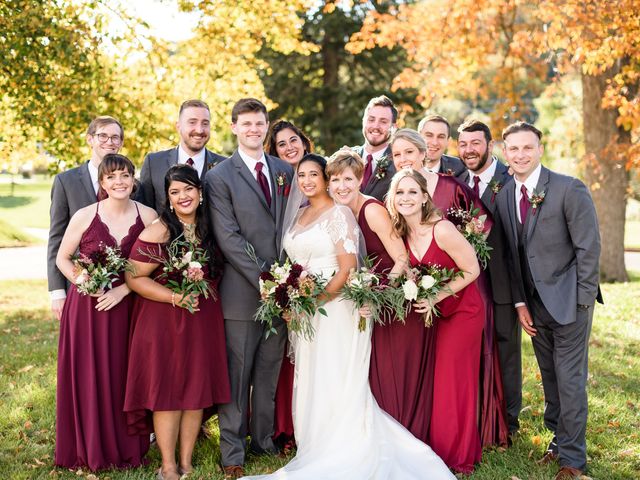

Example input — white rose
[421,275,436,290]
[75,269,89,284]
[188,261,202,269]
[402,279,418,301]
[350,278,362,288]
[183,251,193,263]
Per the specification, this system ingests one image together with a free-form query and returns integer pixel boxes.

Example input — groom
[496,122,601,480]
[205,98,293,478]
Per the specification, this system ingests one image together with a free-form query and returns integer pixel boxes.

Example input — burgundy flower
[260,271,275,282]
[274,283,290,309]
[290,263,304,278]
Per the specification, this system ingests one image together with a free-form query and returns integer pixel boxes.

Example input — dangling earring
[199,195,203,205]
[422,202,426,207]
[170,204,174,212]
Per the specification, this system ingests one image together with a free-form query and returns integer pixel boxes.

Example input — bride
[242,154,454,480]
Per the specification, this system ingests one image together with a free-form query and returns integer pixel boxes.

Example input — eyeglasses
[92,133,123,145]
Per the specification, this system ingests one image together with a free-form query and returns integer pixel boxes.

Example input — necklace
[179,219,198,243]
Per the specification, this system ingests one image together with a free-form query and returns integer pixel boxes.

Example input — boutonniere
[207,161,217,171]
[444,168,455,176]
[488,180,503,203]
[528,188,546,214]
[374,155,391,180]
[276,172,290,196]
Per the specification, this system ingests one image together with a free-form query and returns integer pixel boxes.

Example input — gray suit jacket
[205,150,294,321]
[139,147,225,212]
[459,160,513,304]
[496,166,601,324]
[354,145,396,202]
[439,154,466,177]
[47,162,98,291]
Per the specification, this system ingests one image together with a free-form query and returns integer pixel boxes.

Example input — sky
[130,0,198,42]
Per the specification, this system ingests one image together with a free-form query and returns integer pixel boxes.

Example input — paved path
[1,244,640,282]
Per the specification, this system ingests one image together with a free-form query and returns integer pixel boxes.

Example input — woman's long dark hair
[160,165,222,278]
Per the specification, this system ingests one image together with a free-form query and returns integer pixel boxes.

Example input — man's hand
[516,304,537,336]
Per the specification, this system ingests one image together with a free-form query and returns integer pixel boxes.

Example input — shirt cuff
[514,302,526,308]
[50,289,67,301]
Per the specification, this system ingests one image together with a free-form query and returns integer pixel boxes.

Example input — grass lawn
[0,280,639,479]
[0,175,52,235]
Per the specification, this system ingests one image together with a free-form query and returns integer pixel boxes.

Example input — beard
[363,127,391,148]
[463,149,490,172]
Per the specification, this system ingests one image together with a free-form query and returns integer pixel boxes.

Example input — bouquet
[341,258,400,331]
[446,203,492,269]
[72,243,131,295]
[389,264,461,327]
[257,259,327,340]
[140,235,213,313]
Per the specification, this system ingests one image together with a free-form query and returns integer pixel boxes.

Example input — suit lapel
[202,149,219,180]
[265,155,278,218]
[166,147,179,172]
[232,151,273,217]
[503,180,518,244]
[481,161,509,213]
[526,166,550,240]
[79,162,96,201]
[364,145,392,192]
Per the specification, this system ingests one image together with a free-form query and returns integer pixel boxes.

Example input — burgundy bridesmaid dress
[432,175,509,448]
[55,203,149,470]
[411,219,484,473]
[362,199,437,443]
[273,346,295,448]
[123,238,231,434]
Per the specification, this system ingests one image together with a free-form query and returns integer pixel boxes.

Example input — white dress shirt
[467,157,498,198]
[178,146,206,177]
[361,145,389,173]
[238,148,272,192]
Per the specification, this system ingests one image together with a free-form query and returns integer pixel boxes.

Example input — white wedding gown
[242,206,454,480]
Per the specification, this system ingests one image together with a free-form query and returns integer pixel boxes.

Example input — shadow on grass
[0,196,36,208]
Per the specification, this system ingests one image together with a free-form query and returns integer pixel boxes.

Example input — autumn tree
[349,0,640,281]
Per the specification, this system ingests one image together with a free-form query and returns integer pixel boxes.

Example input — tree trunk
[321,29,340,153]
[581,64,630,282]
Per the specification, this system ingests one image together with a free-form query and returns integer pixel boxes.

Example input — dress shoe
[554,466,583,479]
[537,450,559,465]
[223,465,245,479]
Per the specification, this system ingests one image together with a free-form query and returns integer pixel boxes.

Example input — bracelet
[171,291,176,308]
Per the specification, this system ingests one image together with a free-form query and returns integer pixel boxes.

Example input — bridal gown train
[242,205,454,480]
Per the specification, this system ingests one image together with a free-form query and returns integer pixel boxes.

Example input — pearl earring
[170,205,174,212]
[199,195,203,205]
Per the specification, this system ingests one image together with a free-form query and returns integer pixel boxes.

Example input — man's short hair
[417,114,451,138]
[231,98,268,124]
[458,119,492,143]
[179,99,210,117]
[86,116,124,139]
[502,121,542,141]
[363,95,398,123]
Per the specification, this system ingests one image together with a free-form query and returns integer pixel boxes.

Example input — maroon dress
[123,238,231,433]
[363,199,437,443]
[413,219,484,473]
[55,203,149,470]
[433,174,509,448]
[273,345,295,446]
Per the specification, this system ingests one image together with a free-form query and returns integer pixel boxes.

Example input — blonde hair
[386,168,440,238]
[326,147,365,179]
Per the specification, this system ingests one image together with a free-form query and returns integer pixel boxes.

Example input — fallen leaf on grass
[531,435,542,446]
[18,365,34,373]
[619,448,635,457]
[86,474,98,480]
[24,420,32,429]
[511,476,523,480]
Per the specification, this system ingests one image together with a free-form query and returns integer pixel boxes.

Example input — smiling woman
[266,120,313,167]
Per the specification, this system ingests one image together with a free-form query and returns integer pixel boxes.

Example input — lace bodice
[282,205,361,279]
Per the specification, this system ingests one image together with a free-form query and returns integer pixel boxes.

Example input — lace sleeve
[325,205,367,265]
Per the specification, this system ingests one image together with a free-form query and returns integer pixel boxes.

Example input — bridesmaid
[124,165,231,480]
[55,154,156,470]
[265,119,313,452]
[327,149,444,443]
[265,119,312,167]
[387,168,484,473]
[391,128,509,448]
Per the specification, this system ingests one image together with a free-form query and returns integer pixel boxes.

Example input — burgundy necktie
[472,176,480,196]
[255,162,272,207]
[361,154,373,191]
[519,184,529,224]
[186,158,195,167]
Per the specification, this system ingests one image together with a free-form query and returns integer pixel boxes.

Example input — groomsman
[139,99,225,212]
[47,116,124,320]
[496,122,601,480]
[457,119,521,437]
[353,95,397,201]
[418,114,466,176]
[205,98,293,478]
